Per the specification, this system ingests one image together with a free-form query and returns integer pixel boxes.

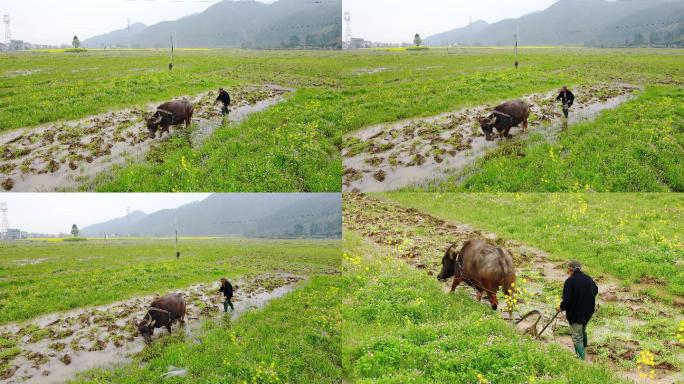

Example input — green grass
[429,86,683,192]
[72,275,341,384]
[3,48,683,192]
[377,193,684,299]
[342,232,628,384]
[0,238,339,324]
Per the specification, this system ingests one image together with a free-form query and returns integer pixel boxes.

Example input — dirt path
[342,83,638,192]
[0,85,291,192]
[0,273,303,384]
[343,193,683,383]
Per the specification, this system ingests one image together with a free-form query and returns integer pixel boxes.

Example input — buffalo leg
[166,324,172,333]
[503,127,512,138]
[488,294,498,311]
[475,290,483,302]
[522,117,528,132]
[450,277,463,293]
[185,118,191,128]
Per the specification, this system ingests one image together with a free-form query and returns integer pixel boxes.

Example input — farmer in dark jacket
[557,260,598,360]
[218,278,234,312]
[556,86,575,118]
[215,88,231,116]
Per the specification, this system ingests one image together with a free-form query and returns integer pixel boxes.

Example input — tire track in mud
[342,83,638,192]
[343,193,683,383]
[0,85,292,192]
[0,273,303,384]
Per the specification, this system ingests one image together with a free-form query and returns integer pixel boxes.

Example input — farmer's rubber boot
[223,300,228,313]
[583,331,588,348]
[574,344,586,360]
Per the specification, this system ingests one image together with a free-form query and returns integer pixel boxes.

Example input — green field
[0,237,339,324]
[377,193,684,300]
[342,233,628,384]
[343,193,684,382]
[338,48,682,192]
[73,275,342,384]
[2,48,682,192]
[430,86,684,192]
[0,49,342,192]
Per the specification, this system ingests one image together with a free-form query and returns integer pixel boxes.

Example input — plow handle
[536,310,561,339]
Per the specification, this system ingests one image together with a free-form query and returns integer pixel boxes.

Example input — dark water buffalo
[146,100,194,139]
[479,100,530,141]
[437,239,516,310]
[136,293,186,342]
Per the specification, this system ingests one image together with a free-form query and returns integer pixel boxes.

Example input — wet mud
[343,83,638,192]
[344,193,683,383]
[0,85,291,192]
[0,273,302,384]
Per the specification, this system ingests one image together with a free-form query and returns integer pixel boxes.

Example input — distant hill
[425,0,684,47]
[80,210,148,236]
[80,194,342,238]
[83,0,342,49]
[423,20,489,46]
[81,22,147,48]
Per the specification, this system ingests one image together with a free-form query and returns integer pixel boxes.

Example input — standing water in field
[342,83,638,192]
[0,86,291,192]
[0,273,302,384]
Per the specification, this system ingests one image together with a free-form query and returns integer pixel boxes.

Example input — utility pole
[3,14,10,46]
[514,33,519,69]
[0,202,8,236]
[514,23,520,69]
[344,12,352,44]
[174,218,180,259]
[169,35,174,71]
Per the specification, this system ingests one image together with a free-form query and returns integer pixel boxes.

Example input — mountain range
[425,0,684,47]
[80,194,341,238]
[83,0,342,49]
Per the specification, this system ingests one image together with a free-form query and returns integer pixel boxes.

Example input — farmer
[556,86,575,118]
[215,88,231,116]
[557,260,598,361]
[218,277,234,312]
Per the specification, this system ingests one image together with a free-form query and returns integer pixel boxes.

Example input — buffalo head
[478,115,497,141]
[136,317,155,343]
[437,246,457,281]
[146,112,163,139]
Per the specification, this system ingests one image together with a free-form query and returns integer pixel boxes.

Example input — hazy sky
[1,193,210,234]
[343,0,558,43]
[1,0,275,46]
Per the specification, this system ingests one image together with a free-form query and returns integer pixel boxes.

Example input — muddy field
[343,193,683,383]
[342,83,638,191]
[0,273,302,384]
[0,86,290,192]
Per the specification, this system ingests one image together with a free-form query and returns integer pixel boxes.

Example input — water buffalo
[146,100,194,139]
[437,239,516,310]
[136,293,186,342]
[479,100,530,141]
